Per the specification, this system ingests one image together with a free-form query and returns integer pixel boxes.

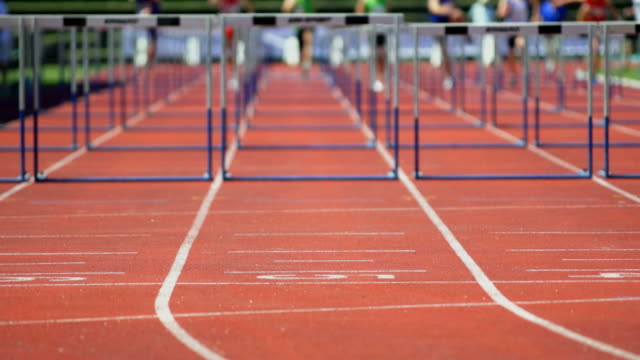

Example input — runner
[209,0,255,89]
[282,0,314,79]
[577,0,621,76]
[355,0,388,92]
[428,0,464,89]
[131,0,162,65]
[497,0,539,86]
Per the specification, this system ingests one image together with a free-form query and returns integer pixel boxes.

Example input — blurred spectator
[131,0,162,65]
[0,0,9,90]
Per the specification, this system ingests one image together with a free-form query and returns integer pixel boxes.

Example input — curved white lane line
[154,170,227,360]
[341,84,640,359]
[154,85,253,359]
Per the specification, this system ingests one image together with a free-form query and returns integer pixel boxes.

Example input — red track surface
[0,62,639,359]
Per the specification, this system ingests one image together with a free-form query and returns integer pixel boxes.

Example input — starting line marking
[3,279,640,287]
[229,250,416,254]
[273,260,374,263]
[0,234,151,239]
[509,249,640,252]
[571,273,640,279]
[0,252,137,256]
[0,262,85,266]
[438,204,640,211]
[527,269,640,272]
[0,272,124,275]
[233,232,405,237]
[225,270,427,274]
[563,259,640,261]
[2,296,640,327]
[494,231,640,235]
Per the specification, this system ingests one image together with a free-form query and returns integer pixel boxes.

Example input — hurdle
[221,13,401,181]
[412,23,593,180]
[0,16,29,182]
[601,22,640,179]
[245,26,364,133]
[32,15,217,182]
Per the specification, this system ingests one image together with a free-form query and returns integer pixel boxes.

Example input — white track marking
[0,272,123,275]
[234,232,404,237]
[2,277,640,288]
[214,207,417,214]
[0,207,418,220]
[3,279,640,288]
[494,231,640,235]
[527,269,640,272]
[509,249,640,252]
[273,260,374,263]
[3,296,640,327]
[243,198,386,203]
[461,197,601,202]
[0,183,31,203]
[29,199,169,205]
[0,252,137,256]
[349,87,640,359]
[563,259,640,261]
[224,270,427,274]
[154,75,255,360]
[0,262,85,266]
[228,250,416,254]
[0,211,196,219]
[0,234,150,238]
[0,76,204,203]
[438,204,639,211]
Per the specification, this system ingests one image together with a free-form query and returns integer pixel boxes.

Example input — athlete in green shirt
[356,0,388,92]
[282,0,315,78]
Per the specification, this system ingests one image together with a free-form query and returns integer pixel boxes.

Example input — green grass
[612,68,640,81]
[4,63,108,89]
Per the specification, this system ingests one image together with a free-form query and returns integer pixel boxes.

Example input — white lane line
[155,169,228,360]
[0,234,150,238]
[0,208,418,220]
[228,250,416,254]
[154,74,255,360]
[0,272,123,275]
[28,200,169,205]
[460,197,602,202]
[509,249,640,252]
[438,204,640,211]
[2,277,640,288]
[273,260,374,263]
[0,252,137,256]
[527,269,640,272]
[563,259,640,261]
[234,232,404,237]
[4,279,640,288]
[0,211,196,219]
[494,231,640,235]
[365,93,640,359]
[3,296,640,327]
[225,270,427,274]
[214,207,418,214]
[0,262,85,266]
[243,198,385,203]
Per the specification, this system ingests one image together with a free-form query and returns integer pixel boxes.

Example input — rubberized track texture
[0,63,639,360]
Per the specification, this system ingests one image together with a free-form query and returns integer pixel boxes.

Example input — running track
[0,63,639,359]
